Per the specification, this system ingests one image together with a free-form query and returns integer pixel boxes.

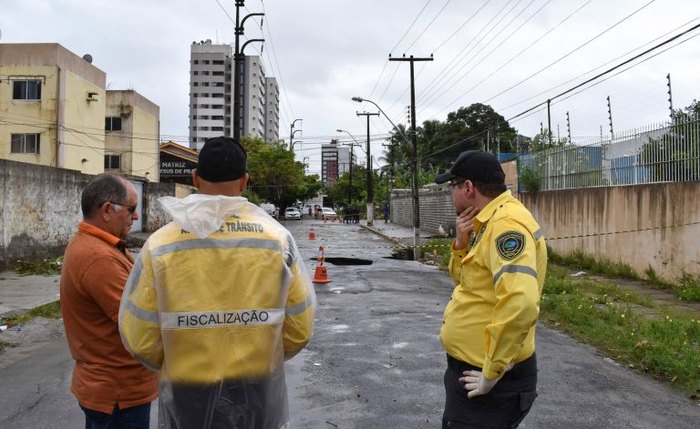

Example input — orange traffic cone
[312,246,332,284]
[308,228,316,240]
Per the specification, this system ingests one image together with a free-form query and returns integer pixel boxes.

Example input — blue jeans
[80,402,151,429]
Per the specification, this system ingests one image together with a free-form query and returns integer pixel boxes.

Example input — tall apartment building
[189,42,279,148]
[0,43,159,178]
[264,77,280,142]
[189,40,232,150]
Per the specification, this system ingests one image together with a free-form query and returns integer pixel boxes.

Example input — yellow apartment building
[105,90,160,180]
[0,43,160,178]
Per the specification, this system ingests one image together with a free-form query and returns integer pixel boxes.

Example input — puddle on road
[332,324,350,333]
[308,257,372,265]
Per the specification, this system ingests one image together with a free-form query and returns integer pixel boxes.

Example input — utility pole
[233,1,263,142]
[390,54,432,261]
[355,112,379,226]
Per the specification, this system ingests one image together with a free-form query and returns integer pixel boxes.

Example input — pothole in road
[308,257,373,265]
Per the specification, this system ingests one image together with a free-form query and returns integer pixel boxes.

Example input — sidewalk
[359,220,437,248]
[0,271,60,319]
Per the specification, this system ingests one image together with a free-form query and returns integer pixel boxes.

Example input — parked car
[321,207,337,221]
[284,206,301,220]
[260,203,279,219]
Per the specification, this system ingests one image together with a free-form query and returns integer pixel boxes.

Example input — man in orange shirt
[61,174,158,428]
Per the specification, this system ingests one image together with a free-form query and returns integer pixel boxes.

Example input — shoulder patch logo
[496,231,525,260]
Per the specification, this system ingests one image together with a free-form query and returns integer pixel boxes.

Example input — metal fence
[519,114,700,191]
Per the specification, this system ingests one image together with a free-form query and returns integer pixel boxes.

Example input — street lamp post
[290,118,302,150]
[336,129,360,207]
[234,2,264,141]
[352,96,419,259]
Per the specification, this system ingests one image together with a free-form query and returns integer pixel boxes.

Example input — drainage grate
[309,257,372,265]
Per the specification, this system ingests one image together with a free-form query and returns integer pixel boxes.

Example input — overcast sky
[2,0,699,174]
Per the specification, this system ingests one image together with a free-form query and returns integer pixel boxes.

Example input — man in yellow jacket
[436,150,547,429]
[119,136,315,429]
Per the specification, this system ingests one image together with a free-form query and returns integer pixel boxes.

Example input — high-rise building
[321,139,341,188]
[189,42,279,148]
[189,40,232,150]
[264,77,280,142]
[242,55,265,140]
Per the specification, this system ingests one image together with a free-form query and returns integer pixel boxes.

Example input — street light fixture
[353,96,419,260]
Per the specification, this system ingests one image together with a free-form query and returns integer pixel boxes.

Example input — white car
[260,203,279,219]
[321,207,337,221]
[284,207,301,220]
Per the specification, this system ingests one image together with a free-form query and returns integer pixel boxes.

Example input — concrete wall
[391,185,456,236]
[520,182,700,279]
[0,160,88,268]
[142,182,195,232]
[391,181,700,279]
[0,159,189,269]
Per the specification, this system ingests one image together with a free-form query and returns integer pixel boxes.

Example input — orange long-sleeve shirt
[60,222,158,414]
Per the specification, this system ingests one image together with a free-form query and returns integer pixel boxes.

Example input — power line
[391,0,434,54]
[485,0,659,104]
[421,0,544,111]
[507,20,700,123]
[499,16,700,113]
[403,0,453,53]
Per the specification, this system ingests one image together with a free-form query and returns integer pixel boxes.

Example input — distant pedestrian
[383,203,390,223]
[436,150,547,428]
[60,173,158,429]
[119,136,315,428]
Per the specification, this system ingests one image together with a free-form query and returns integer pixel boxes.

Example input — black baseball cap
[197,136,247,182]
[435,150,505,185]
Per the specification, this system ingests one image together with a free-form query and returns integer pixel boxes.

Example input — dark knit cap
[197,136,247,182]
[435,150,505,185]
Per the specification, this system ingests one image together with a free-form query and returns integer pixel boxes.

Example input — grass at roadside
[0,301,62,353]
[1,301,62,326]
[13,256,63,276]
[542,266,700,398]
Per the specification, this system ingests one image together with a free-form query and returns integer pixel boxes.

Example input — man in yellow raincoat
[119,136,315,428]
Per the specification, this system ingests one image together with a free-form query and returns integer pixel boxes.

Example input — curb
[359,224,408,248]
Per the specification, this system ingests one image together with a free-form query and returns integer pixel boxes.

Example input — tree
[384,103,516,184]
[241,136,321,208]
[639,100,700,182]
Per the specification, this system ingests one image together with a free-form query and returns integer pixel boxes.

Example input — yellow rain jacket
[440,190,547,380]
[119,194,315,428]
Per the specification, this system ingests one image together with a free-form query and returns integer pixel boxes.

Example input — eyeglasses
[109,201,137,214]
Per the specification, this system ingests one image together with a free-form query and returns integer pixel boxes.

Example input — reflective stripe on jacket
[119,200,315,384]
[440,190,547,379]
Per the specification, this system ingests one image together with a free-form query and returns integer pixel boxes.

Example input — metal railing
[519,114,700,191]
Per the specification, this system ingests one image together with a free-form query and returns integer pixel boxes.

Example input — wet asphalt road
[1,217,699,428]
[283,218,700,429]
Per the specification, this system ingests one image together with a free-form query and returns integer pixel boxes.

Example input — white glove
[460,370,500,398]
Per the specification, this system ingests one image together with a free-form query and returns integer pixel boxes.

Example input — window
[213,60,224,65]
[13,80,42,100]
[11,133,40,153]
[193,60,199,65]
[104,154,121,169]
[213,71,224,76]
[193,82,199,87]
[203,60,210,65]
[105,117,122,131]
[193,71,199,75]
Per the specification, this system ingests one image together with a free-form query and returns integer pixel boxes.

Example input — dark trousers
[81,402,151,429]
[159,375,287,429]
[442,353,538,429]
